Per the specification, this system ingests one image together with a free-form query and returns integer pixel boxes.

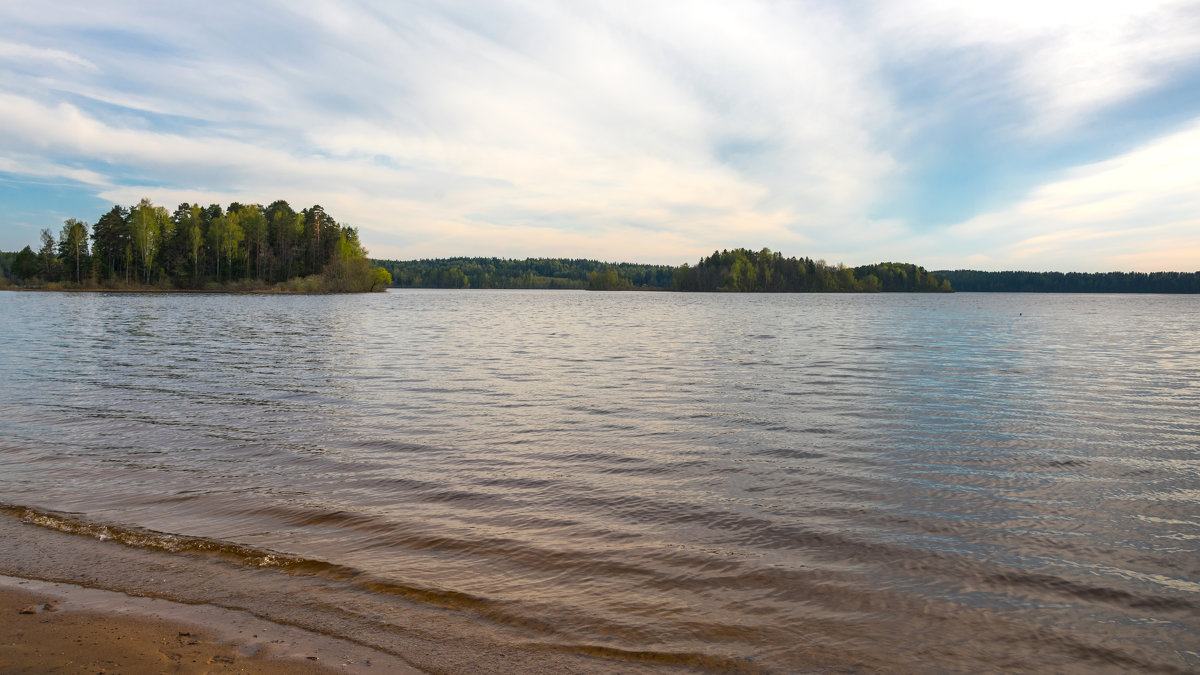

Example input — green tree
[588,267,633,290]
[222,210,244,279]
[38,229,60,281]
[174,204,205,283]
[240,204,267,280]
[13,245,38,281]
[90,205,129,282]
[207,214,228,280]
[834,264,858,291]
[369,266,392,291]
[13,199,398,292]
[727,253,757,291]
[129,198,170,284]
[58,218,90,284]
[269,206,302,281]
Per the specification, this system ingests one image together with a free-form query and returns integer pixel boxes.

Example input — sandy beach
[0,576,421,674]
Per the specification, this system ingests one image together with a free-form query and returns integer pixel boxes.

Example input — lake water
[1,289,1197,673]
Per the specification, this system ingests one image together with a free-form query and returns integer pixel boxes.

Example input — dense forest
[371,249,951,292]
[371,257,677,290]
[1,199,391,292]
[935,270,1200,293]
[672,248,952,292]
[12,221,1191,295]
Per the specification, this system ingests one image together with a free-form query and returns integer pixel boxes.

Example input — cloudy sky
[1,1,1198,270]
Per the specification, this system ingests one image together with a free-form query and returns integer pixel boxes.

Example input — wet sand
[0,577,421,674]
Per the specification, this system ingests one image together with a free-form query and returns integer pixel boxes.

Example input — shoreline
[0,286,377,295]
[0,575,422,673]
[0,515,666,674]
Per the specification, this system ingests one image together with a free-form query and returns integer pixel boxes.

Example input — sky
[1,1,1198,271]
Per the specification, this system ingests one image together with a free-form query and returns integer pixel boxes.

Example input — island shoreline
[0,286,376,294]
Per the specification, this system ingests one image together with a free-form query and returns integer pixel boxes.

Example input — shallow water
[1,289,1198,672]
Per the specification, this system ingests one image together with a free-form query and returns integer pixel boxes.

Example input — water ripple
[1,289,1198,672]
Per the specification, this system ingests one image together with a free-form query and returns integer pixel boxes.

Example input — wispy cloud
[0,39,96,71]
[945,118,1200,271]
[872,0,1200,135]
[0,1,1197,269]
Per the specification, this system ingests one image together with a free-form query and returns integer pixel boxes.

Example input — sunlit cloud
[0,0,1197,269]
[946,118,1200,271]
[872,0,1200,135]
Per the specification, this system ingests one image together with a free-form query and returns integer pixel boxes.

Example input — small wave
[537,642,763,672]
[565,405,630,416]
[0,502,329,571]
[759,448,826,460]
[0,501,568,633]
[985,570,1197,613]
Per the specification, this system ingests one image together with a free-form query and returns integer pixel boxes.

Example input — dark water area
[1,289,1198,672]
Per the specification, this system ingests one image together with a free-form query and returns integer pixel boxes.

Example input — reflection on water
[1,289,1198,672]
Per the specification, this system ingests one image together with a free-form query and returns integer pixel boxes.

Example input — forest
[671,248,952,292]
[371,257,677,290]
[370,249,952,292]
[368,252,1200,293]
[0,199,391,292]
[935,270,1200,293]
[12,220,1190,294]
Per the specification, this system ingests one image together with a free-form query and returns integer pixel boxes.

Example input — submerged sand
[0,577,421,673]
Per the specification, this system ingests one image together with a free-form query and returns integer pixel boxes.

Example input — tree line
[369,249,952,292]
[16,224,1190,294]
[2,199,391,292]
[368,251,1197,294]
[370,257,677,290]
[934,269,1200,293]
[672,249,952,292]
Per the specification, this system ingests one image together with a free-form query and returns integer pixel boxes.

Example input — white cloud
[872,0,1200,135]
[0,39,96,71]
[946,118,1200,271]
[0,1,907,263]
[0,1,1196,267]
[0,155,107,186]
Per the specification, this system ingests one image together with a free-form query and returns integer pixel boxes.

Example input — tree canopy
[369,251,952,292]
[371,257,675,290]
[670,249,952,292]
[3,199,389,292]
[16,222,1190,295]
[935,269,1200,293]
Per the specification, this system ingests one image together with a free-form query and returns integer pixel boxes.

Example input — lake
[1,289,1197,672]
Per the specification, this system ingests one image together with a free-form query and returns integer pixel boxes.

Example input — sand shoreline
[0,516,661,674]
[0,575,423,673]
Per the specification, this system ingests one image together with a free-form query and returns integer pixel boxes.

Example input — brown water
[1,289,1197,672]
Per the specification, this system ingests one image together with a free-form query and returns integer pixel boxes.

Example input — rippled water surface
[1,289,1198,672]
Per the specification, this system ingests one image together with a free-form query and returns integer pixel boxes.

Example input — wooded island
[0,199,391,292]
[372,249,953,292]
